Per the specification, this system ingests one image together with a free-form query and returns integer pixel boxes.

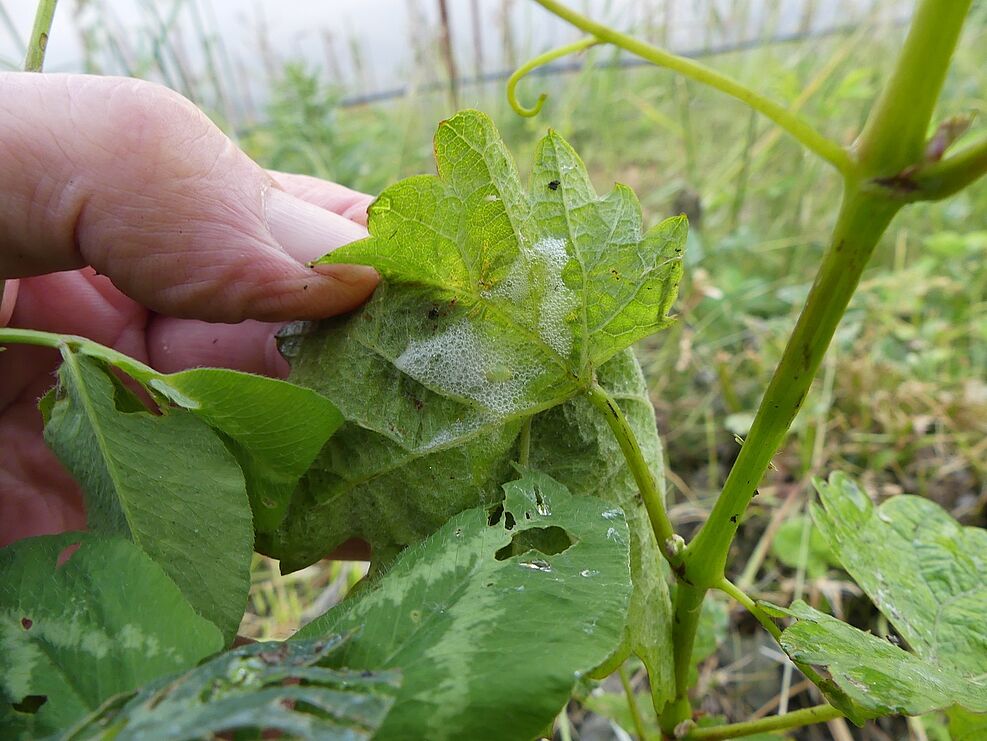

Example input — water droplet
[602,508,622,520]
[580,569,599,578]
[519,559,552,572]
[536,501,551,516]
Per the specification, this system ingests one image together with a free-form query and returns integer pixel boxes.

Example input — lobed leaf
[777,601,987,724]
[0,534,223,737]
[812,473,987,679]
[42,353,253,642]
[60,637,398,741]
[297,108,684,451]
[296,472,632,741]
[263,111,682,709]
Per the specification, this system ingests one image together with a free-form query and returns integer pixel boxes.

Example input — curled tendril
[507,36,600,117]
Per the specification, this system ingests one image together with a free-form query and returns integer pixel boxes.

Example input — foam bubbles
[486,236,578,359]
[395,318,536,417]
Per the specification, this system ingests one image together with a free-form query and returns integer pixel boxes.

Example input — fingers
[143,173,377,376]
[146,317,289,377]
[268,171,373,226]
[0,73,376,323]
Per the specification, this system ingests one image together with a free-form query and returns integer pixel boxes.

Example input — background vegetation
[7,1,985,737]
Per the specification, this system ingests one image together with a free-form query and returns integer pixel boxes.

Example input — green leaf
[296,472,632,741]
[812,473,987,679]
[263,109,681,710]
[0,534,223,737]
[776,601,987,724]
[770,514,835,578]
[148,369,343,532]
[259,350,676,709]
[297,108,684,451]
[42,353,253,642]
[61,637,399,740]
[0,328,343,534]
[526,350,675,708]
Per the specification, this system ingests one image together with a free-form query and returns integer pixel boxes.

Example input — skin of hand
[0,72,378,552]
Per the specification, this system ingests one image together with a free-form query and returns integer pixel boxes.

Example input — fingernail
[265,187,369,264]
[0,279,19,327]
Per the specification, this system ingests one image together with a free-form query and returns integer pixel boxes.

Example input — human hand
[0,73,378,548]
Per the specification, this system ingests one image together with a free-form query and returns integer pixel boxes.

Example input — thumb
[0,72,376,323]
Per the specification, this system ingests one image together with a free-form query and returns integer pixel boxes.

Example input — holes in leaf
[20,617,32,630]
[494,526,575,561]
[11,695,47,714]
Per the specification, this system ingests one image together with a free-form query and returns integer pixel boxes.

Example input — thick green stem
[24,0,58,72]
[659,583,705,734]
[854,0,973,177]
[529,0,851,175]
[507,37,599,117]
[683,704,842,740]
[680,189,899,588]
[586,382,677,562]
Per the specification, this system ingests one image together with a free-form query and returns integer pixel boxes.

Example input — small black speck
[211,338,218,345]
[302,284,308,291]
[730,515,738,524]
[548,180,560,191]
[753,489,760,497]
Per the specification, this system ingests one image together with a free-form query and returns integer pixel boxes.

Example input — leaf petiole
[585,382,676,562]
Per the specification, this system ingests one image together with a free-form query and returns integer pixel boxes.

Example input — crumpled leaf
[296,472,632,741]
[0,534,223,738]
[260,110,682,708]
[59,637,399,741]
[776,601,987,723]
[287,108,684,454]
[811,473,987,679]
[42,353,253,642]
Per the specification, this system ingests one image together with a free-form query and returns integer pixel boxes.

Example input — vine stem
[24,0,58,72]
[680,188,899,587]
[529,0,852,176]
[682,704,842,740]
[507,36,599,117]
[585,382,677,562]
[0,327,160,382]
